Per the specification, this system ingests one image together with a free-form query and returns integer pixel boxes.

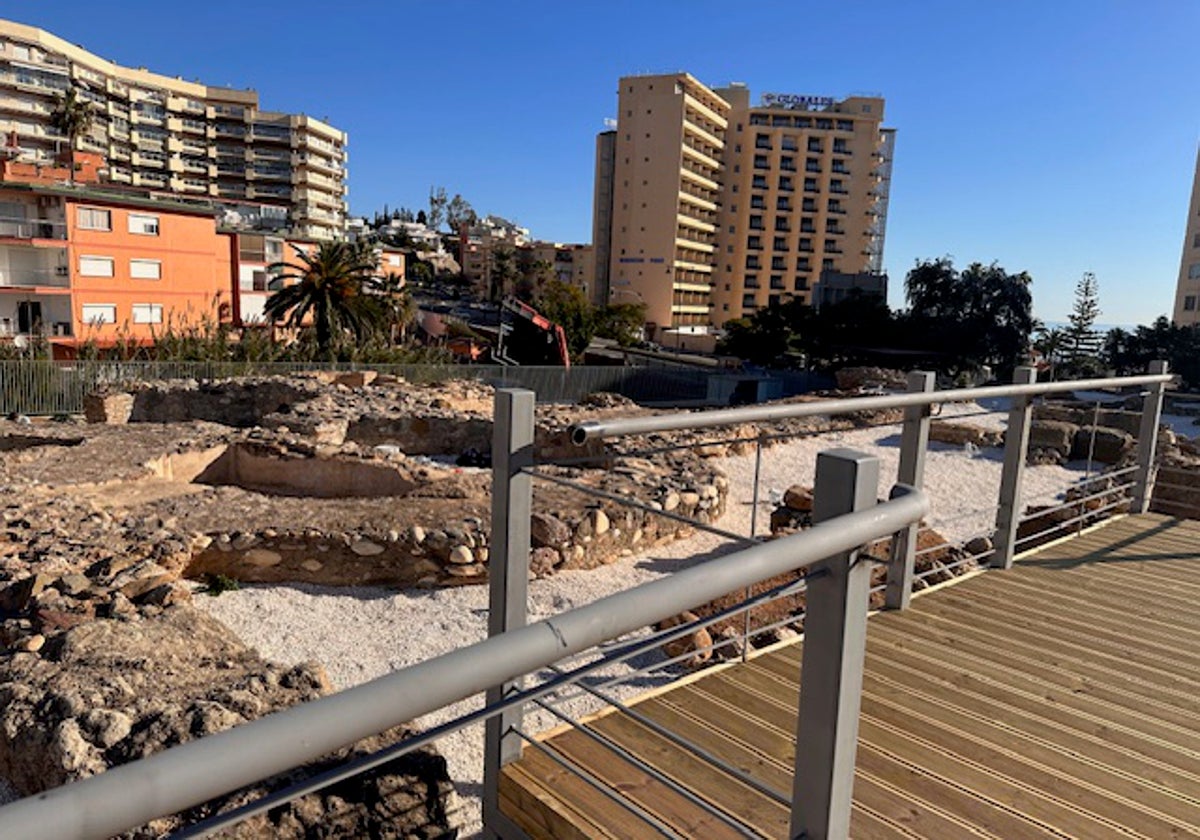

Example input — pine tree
[1063,272,1104,375]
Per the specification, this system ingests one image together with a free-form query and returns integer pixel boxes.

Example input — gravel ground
[194,401,1096,837]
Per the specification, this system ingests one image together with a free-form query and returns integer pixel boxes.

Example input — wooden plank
[859,681,1200,832]
[861,630,1200,765]
[586,710,792,837]
[920,590,1200,679]
[860,615,1200,724]
[799,647,1200,798]
[906,593,1200,690]
[854,743,1064,839]
[547,727,763,839]
[500,752,656,840]
[973,574,1200,644]
[631,696,794,792]
[856,717,1155,838]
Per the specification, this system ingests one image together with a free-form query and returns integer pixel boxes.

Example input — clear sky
[10,0,1200,325]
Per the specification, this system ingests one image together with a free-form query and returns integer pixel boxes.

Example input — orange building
[0,179,231,356]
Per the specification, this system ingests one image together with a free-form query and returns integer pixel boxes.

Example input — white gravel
[194,400,1095,837]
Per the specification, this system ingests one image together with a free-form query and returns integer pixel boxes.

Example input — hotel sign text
[761,93,834,110]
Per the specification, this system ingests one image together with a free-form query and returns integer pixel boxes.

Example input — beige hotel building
[0,19,347,240]
[594,72,894,341]
[1174,146,1200,325]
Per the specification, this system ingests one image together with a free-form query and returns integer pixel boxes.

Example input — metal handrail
[0,486,928,840]
[569,372,1173,444]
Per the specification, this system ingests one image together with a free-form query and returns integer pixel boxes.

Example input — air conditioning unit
[54,265,68,276]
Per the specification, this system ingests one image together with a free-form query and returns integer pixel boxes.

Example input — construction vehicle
[492,297,571,368]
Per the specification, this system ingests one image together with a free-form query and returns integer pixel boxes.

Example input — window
[752,175,768,189]
[79,255,114,277]
[1189,263,1200,280]
[742,293,758,309]
[1186,296,1198,312]
[747,235,762,250]
[387,254,402,267]
[753,155,769,169]
[773,236,788,251]
[128,213,159,235]
[1193,233,1200,248]
[77,207,111,231]
[81,304,116,324]
[750,195,766,209]
[770,275,785,290]
[777,197,792,211]
[132,303,163,324]
[129,259,161,280]
[749,215,764,230]
[808,138,823,152]
[745,274,759,289]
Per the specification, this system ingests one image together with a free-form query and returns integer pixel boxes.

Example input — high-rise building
[1173,147,1200,326]
[0,19,348,240]
[596,73,894,344]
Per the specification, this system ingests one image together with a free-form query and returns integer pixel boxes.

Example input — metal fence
[0,363,1174,840]
[0,361,827,414]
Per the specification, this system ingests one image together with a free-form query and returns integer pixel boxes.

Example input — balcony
[0,216,67,241]
[0,265,70,289]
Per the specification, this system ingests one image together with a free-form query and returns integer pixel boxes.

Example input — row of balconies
[0,216,67,241]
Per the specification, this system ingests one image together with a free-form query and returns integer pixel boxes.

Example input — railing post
[482,388,535,840]
[790,448,878,840]
[1131,360,1169,514]
[885,370,934,609]
[992,365,1037,569]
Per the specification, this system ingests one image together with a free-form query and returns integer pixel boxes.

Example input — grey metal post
[790,448,878,840]
[1131,360,1169,514]
[482,389,535,840]
[992,366,1037,569]
[885,370,934,609]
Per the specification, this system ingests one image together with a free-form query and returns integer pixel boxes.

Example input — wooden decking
[500,514,1200,838]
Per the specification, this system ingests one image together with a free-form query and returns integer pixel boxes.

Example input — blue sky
[11,1,1200,325]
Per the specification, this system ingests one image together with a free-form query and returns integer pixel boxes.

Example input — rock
[231,533,258,551]
[656,611,713,668]
[770,506,809,534]
[18,634,45,652]
[590,508,610,536]
[529,547,560,577]
[135,583,188,607]
[444,563,485,578]
[662,491,681,512]
[349,540,385,557]
[79,709,132,749]
[333,371,377,389]
[782,485,814,512]
[409,525,426,545]
[930,421,1001,449]
[964,536,993,559]
[679,491,701,509]
[446,545,474,565]
[1071,426,1134,464]
[1027,419,1078,459]
[82,392,134,425]
[0,573,55,613]
[244,549,283,567]
[55,575,92,597]
[530,513,570,548]
[301,560,323,572]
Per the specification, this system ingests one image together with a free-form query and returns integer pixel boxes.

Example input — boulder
[530,513,570,548]
[930,420,1001,448]
[1027,419,1077,459]
[782,484,813,512]
[1071,426,1134,464]
[82,393,134,425]
[655,611,713,668]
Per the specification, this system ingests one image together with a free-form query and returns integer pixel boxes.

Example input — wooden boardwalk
[500,513,1200,838]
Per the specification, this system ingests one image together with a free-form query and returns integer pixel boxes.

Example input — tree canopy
[904,258,1034,377]
[264,241,382,359]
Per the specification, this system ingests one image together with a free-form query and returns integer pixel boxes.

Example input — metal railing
[0,363,1176,839]
[0,424,928,838]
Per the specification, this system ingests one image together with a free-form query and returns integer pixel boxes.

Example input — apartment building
[1174,147,1200,326]
[0,19,348,241]
[596,73,894,341]
[0,179,231,355]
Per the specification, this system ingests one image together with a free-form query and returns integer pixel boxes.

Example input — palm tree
[49,86,93,177]
[264,241,381,359]
[370,271,417,343]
